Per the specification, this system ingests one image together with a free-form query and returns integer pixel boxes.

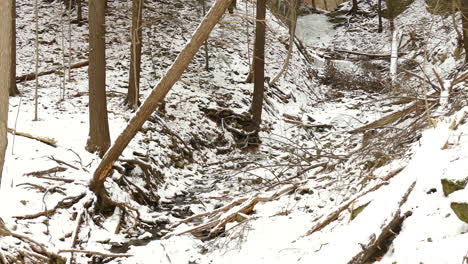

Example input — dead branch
[7,128,57,147]
[58,249,132,258]
[16,61,88,83]
[350,97,438,134]
[0,220,65,264]
[347,182,416,264]
[166,183,303,238]
[25,166,67,177]
[14,193,86,220]
[48,156,79,170]
[334,48,407,59]
[305,181,391,236]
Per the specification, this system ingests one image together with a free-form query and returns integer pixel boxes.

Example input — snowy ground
[1,0,467,263]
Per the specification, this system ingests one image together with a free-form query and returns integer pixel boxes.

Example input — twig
[48,156,79,170]
[25,166,67,177]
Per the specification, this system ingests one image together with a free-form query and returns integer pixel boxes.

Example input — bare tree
[9,0,18,96]
[34,0,39,121]
[269,0,299,87]
[90,0,234,208]
[0,0,13,186]
[77,0,83,25]
[127,0,144,110]
[377,0,383,33]
[251,0,266,129]
[86,0,111,157]
[350,0,358,14]
[463,0,468,61]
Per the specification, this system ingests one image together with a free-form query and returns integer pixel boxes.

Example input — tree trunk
[127,0,143,110]
[251,0,266,129]
[377,0,383,33]
[86,0,111,158]
[0,0,13,186]
[269,0,298,87]
[351,0,358,14]
[77,0,82,25]
[9,0,18,96]
[91,0,234,201]
[462,0,468,62]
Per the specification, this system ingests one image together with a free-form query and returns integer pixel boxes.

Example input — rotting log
[15,61,89,83]
[90,0,234,202]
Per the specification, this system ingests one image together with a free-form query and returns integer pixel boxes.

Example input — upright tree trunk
[0,0,13,186]
[251,0,266,129]
[91,0,234,204]
[377,0,383,33]
[351,0,358,14]
[77,0,83,25]
[86,0,111,157]
[127,0,143,110]
[462,0,468,62]
[9,0,18,96]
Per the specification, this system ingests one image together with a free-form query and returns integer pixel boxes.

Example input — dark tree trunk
[251,0,266,129]
[77,0,83,25]
[90,0,234,204]
[127,0,143,110]
[463,0,468,62]
[9,0,18,96]
[86,0,111,158]
[377,0,383,33]
[351,0,358,14]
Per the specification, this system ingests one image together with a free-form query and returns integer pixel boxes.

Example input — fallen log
[8,128,57,147]
[15,61,89,83]
[334,48,407,59]
[350,95,438,134]
[347,181,416,264]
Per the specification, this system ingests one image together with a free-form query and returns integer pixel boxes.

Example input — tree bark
[127,0,143,110]
[377,0,383,33]
[91,0,234,197]
[251,0,266,129]
[269,0,298,87]
[0,0,13,186]
[351,0,358,14]
[86,0,111,157]
[462,0,468,62]
[77,0,83,25]
[9,0,18,96]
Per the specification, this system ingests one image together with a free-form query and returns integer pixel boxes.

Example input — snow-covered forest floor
[0,0,467,263]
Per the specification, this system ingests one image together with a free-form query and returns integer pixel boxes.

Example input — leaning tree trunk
[9,0,18,96]
[127,0,143,110]
[462,0,468,62]
[0,0,13,186]
[251,0,266,129]
[91,0,234,205]
[86,0,111,158]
